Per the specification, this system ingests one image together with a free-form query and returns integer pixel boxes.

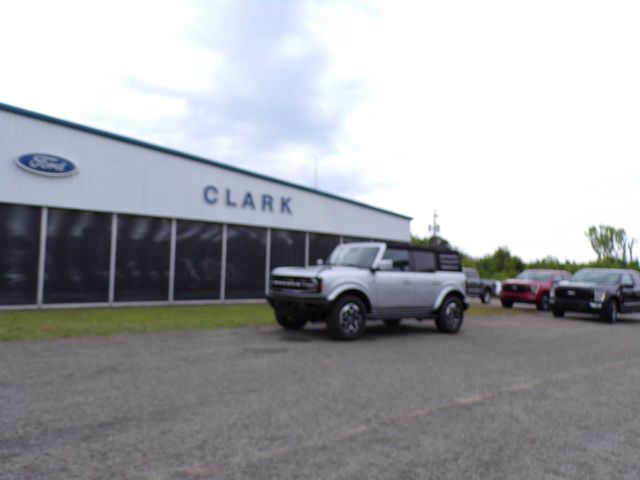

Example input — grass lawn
[0,302,520,342]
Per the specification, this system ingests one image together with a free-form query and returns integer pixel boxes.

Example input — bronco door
[373,247,418,308]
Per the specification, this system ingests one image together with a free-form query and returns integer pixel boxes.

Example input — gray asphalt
[2,308,640,480]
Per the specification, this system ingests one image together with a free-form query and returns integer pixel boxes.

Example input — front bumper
[266,292,331,321]
[499,291,540,304]
[551,298,604,313]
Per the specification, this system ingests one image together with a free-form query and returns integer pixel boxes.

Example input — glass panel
[309,233,340,265]
[115,215,171,302]
[44,208,111,303]
[225,225,266,299]
[411,251,437,272]
[383,248,410,271]
[0,203,40,305]
[174,220,222,300]
[270,229,305,269]
[437,252,461,271]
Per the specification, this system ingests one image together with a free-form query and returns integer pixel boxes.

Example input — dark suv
[551,268,640,323]
[500,269,571,310]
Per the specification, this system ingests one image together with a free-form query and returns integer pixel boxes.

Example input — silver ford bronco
[266,242,468,340]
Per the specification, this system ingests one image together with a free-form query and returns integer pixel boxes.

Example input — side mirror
[375,259,393,271]
[316,258,324,266]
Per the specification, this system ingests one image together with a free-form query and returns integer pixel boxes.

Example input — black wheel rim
[444,302,462,330]
[339,302,363,336]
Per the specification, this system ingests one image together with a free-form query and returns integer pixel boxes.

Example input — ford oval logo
[15,153,78,177]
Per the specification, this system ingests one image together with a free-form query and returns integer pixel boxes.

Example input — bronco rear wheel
[435,296,464,334]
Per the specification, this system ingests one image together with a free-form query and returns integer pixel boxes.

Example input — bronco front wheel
[327,295,366,340]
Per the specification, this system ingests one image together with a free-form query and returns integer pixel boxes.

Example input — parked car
[266,242,468,340]
[551,268,640,323]
[500,269,571,310]
[463,267,500,304]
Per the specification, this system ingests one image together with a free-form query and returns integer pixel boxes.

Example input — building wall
[0,106,411,308]
[0,109,411,242]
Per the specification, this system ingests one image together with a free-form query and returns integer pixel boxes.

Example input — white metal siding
[0,109,411,242]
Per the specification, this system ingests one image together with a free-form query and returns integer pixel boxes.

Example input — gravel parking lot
[3,309,640,480]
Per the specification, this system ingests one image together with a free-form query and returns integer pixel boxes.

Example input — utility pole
[428,210,440,238]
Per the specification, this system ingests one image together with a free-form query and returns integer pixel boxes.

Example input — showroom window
[0,203,40,305]
[225,225,266,299]
[174,220,222,300]
[308,233,340,265]
[44,208,111,303]
[270,229,305,269]
[115,215,171,302]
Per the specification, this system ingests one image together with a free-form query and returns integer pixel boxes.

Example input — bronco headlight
[594,290,607,302]
[531,285,539,294]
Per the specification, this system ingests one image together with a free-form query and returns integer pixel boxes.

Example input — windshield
[328,245,380,268]
[571,270,620,285]
[516,271,553,281]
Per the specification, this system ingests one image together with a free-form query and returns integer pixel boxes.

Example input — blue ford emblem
[15,153,78,177]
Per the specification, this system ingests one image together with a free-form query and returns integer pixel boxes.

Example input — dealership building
[0,103,411,309]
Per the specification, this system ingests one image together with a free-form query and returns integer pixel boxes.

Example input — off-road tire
[501,299,513,308]
[435,296,464,334]
[536,293,550,311]
[480,289,492,304]
[327,295,367,340]
[552,308,564,318]
[275,312,307,330]
[601,300,618,324]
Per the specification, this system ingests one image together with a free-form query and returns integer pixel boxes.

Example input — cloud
[129,1,360,185]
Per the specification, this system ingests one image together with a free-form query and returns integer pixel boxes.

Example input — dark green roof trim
[0,102,412,221]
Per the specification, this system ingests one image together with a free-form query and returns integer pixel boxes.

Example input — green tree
[474,247,525,280]
[411,234,451,249]
[585,225,628,262]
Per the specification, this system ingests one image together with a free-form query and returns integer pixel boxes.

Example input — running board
[368,307,436,320]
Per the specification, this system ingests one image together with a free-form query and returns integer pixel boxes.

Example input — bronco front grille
[270,276,318,292]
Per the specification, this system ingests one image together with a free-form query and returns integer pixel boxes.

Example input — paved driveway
[2,311,640,479]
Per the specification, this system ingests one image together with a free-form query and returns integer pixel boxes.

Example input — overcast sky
[1,0,639,261]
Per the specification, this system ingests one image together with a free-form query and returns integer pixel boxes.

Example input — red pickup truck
[500,269,571,311]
